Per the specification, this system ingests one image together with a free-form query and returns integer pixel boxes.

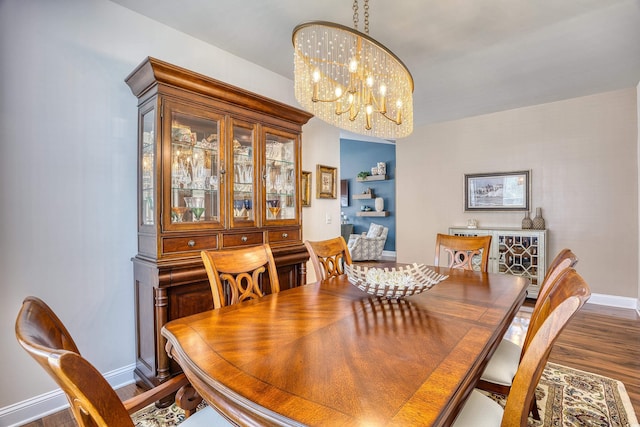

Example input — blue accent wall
[340,139,396,251]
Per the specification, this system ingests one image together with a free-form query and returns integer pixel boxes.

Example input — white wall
[301,121,342,283]
[397,88,639,300]
[0,0,337,418]
[637,82,640,313]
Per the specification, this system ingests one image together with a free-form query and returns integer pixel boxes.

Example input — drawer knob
[282,233,288,238]
[241,236,248,242]
[188,240,196,247]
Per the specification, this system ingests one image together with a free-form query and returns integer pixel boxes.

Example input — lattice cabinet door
[495,231,546,297]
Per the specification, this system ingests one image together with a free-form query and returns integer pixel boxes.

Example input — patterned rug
[131,363,639,426]
[483,362,639,427]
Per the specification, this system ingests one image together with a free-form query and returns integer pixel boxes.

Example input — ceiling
[111,0,640,127]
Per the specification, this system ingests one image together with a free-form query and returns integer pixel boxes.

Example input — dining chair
[476,249,579,419]
[434,233,492,272]
[15,296,227,427]
[201,244,280,309]
[453,267,591,427]
[304,236,353,280]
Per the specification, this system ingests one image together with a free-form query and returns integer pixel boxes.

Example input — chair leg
[530,394,541,421]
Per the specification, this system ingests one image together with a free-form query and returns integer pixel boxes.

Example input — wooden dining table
[161,266,528,426]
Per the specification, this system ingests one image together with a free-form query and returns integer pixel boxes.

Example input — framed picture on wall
[465,170,530,211]
[301,171,311,207]
[316,164,337,199]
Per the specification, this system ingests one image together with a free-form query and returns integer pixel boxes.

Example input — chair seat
[480,339,522,386]
[183,405,232,426]
[452,390,503,427]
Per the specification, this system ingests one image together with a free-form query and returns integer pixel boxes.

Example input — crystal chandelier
[292,0,414,139]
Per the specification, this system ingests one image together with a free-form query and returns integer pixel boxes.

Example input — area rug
[483,362,639,427]
[131,363,638,426]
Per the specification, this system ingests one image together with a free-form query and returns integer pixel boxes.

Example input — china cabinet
[126,57,312,390]
[448,227,547,298]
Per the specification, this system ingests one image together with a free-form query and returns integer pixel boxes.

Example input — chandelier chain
[352,0,359,31]
[363,0,369,34]
[352,0,370,34]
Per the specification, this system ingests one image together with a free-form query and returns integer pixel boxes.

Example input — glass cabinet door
[140,106,156,227]
[164,100,224,230]
[264,129,299,225]
[230,120,257,228]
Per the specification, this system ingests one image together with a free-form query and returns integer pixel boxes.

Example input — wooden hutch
[125,57,313,389]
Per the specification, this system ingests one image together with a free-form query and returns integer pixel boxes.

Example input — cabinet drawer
[221,231,264,248]
[268,228,300,244]
[163,235,218,254]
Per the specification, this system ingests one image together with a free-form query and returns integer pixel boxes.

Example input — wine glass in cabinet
[230,119,257,228]
[163,100,224,231]
[263,128,300,226]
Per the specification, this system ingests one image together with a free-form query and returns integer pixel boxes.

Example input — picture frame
[316,164,337,199]
[465,170,530,211]
[301,171,311,207]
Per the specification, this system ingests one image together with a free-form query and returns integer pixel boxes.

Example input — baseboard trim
[380,250,397,260]
[588,293,638,310]
[0,363,136,427]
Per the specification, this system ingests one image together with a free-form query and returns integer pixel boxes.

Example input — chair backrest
[535,248,578,309]
[434,233,492,272]
[16,297,135,427]
[201,244,280,309]
[304,236,353,280]
[501,268,591,426]
[521,249,579,354]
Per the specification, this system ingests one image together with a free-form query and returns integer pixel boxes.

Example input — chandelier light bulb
[348,58,358,74]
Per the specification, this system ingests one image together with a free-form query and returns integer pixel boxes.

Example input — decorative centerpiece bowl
[344,263,448,299]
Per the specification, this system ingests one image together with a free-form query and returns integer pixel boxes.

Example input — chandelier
[292,0,414,139]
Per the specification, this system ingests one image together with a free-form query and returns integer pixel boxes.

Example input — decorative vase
[521,211,533,229]
[375,197,384,212]
[532,207,546,230]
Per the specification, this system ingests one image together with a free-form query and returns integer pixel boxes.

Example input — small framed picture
[301,171,311,207]
[316,164,337,199]
[465,170,530,211]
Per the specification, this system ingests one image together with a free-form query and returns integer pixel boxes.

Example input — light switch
[325,213,332,224]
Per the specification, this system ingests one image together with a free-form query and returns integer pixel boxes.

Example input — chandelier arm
[379,111,402,125]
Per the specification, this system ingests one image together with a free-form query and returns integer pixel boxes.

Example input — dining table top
[161,265,528,426]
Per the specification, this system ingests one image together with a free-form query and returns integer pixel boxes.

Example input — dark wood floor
[21,301,640,426]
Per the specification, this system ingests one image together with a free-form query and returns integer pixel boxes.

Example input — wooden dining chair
[434,233,492,272]
[453,268,591,426]
[15,296,227,427]
[476,249,579,419]
[201,244,280,309]
[304,236,353,280]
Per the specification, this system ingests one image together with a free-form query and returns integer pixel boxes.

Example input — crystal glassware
[185,197,205,221]
[171,206,188,223]
[267,199,281,219]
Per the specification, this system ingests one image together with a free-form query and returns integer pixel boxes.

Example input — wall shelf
[357,175,388,182]
[353,193,375,200]
[357,211,390,217]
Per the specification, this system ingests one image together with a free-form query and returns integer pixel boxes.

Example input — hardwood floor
[21,301,640,426]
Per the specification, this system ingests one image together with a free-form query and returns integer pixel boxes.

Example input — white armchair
[347,223,389,261]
